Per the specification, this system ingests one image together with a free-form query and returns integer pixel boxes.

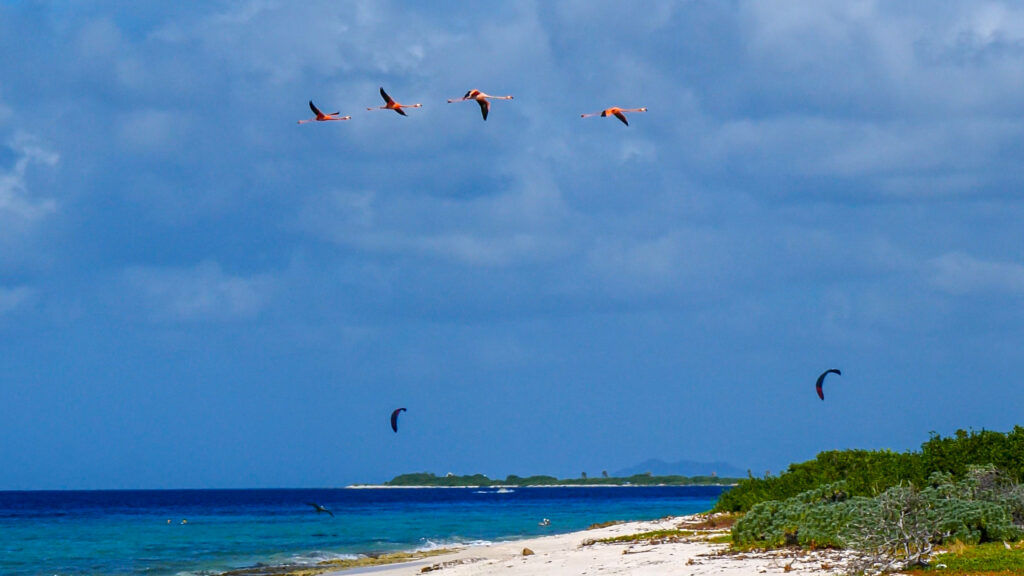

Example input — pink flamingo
[367,87,422,116]
[447,89,514,121]
[581,107,647,126]
[297,101,351,124]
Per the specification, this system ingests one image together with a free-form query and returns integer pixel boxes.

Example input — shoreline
[313,513,855,576]
[345,483,738,489]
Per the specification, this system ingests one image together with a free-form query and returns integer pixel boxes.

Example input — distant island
[359,472,742,487]
[613,458,747,479]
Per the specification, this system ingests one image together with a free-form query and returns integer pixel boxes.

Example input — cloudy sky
[2,1,1023,489]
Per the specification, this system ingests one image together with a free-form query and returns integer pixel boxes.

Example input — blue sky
[2,1,1024,489]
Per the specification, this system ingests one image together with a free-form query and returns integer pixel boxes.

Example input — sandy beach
[323,514,856,576]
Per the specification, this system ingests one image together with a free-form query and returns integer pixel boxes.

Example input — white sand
[323,515,856,576]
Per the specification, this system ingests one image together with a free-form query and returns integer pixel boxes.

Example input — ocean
[0,485,729,576]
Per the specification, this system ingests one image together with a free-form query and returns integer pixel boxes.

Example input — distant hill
[374,472,740,487]
[614,459,746,479]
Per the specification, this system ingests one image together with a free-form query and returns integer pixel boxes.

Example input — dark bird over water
[816,369,842,400]
[306,502,333,517]
[390,407,407,433]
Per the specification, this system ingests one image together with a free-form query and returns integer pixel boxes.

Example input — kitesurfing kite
[390,407,407,432]
[368,87,421,116]
[297,101,350,124]
[447,89,514,120]
[815,369,841,400]
[580,107,648,126]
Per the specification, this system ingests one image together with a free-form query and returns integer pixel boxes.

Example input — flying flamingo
[297,101,351,124]
[581,107,648,126]
[447,89,514,121]
[367,87,422,116]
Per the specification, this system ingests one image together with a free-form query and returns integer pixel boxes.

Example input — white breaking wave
[286,550,363,565]
[418,537,494,551]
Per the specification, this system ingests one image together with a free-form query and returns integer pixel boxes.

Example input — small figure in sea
[816,368,842,400]
[368,87,421,116]
[580,107,648,126]
[297,101,351,124]
[447,89,514,121]
[306,502,334,517]
[391,407,407,433]
[538,518,550,527]
[180,519,188,525]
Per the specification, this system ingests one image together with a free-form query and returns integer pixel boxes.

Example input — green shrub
[732,482,872,548]
[716,427,1024,513]
[726,430,1024,574]
[913,469,1022,544]
[733,471,1023,561]
[715,450,920,513]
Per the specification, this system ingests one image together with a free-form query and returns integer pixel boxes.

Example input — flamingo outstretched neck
[297,100,351,124]
[368,87,422,116]
[447,89,514,121]
[581,107,647,126]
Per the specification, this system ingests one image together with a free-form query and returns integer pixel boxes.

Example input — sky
[1,1,1024,490]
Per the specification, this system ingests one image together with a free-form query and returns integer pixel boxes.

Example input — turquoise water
[0,486,728,576]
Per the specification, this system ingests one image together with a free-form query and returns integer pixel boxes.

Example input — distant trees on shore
[381,472,739,487]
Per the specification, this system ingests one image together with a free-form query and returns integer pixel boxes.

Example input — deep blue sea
[0,485,728,576]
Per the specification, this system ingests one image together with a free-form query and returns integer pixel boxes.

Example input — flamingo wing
[477,98,489,120]
[380,87,395,105]
[309,100,324,118]
[613,111,629,126]
[395,107,407,116]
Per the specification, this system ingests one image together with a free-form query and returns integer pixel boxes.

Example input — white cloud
[0,285,33,316]
[148,0,442,86]
[738,2,1024,112]
[618,139,657,164]
[0,133,59,232]
[586,234,684,292]
[740,0,881,75]
[955,3,1024,46]
[697,112,1019,197]
[74,17,123,61]
[582,227,740,299]
[123,261,276,322]
[297,164,573,268]
[416,232,555,267]
[930,252,1024,295]
[552,0,686,30]
[116,109,191,154]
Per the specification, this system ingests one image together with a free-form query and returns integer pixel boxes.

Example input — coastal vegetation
[380,472,740,487]
[584,529,695,545]
[582,512,739,547]
[911,540,1024,575]
[717,427,1024,574]
[715,427,1024,513]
